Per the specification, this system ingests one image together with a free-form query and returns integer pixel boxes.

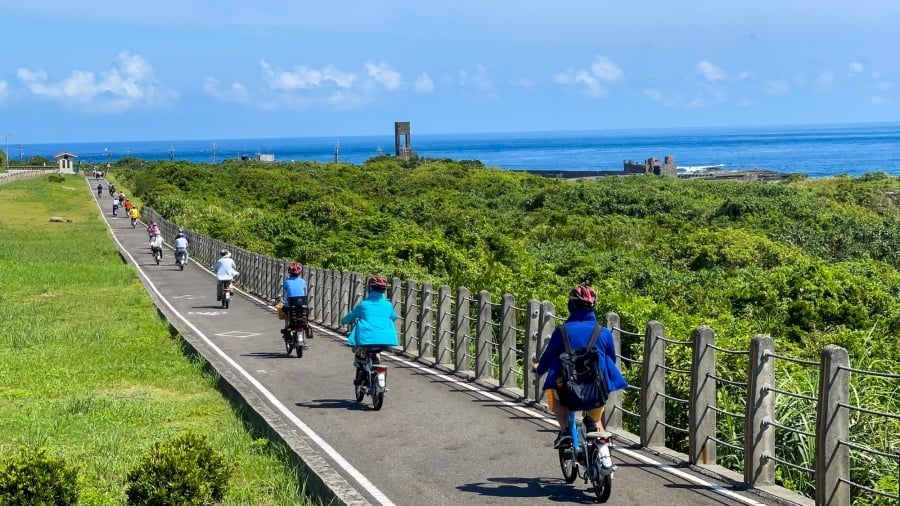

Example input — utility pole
[212,142,218,164]
[333,140,340,163]
[168,145,174,161]
[2,132,14,171]
[17,144,23,162]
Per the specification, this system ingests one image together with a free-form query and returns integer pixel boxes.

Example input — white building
[54,151,78,174]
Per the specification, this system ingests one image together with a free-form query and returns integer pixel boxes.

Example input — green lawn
[0,176,318,504]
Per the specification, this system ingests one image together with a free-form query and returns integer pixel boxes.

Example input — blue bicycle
[557,411,614,502]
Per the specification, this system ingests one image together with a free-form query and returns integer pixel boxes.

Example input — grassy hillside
[0,176,317,504]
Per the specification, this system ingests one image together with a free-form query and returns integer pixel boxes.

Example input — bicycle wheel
[284,334,292,355]
[294,330,305,358]
[588,445,612,502]
[558,446,577,484]
[354,382,365,402]
[372,391,384,410]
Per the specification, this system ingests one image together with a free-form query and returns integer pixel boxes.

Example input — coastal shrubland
[112,158,900,503]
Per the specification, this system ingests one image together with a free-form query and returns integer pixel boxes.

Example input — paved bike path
[91,178,788,506]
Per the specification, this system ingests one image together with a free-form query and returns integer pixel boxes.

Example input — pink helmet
[568,285,597,307]
[288,263,302,276]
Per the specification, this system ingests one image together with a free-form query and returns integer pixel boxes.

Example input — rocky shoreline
[518,168,796,182]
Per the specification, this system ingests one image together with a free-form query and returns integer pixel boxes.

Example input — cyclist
[173,231,189,265]
[112,198,119,216]
[128,206,140,226]
[214,250,239,301]
[123,199,132,215]
[281,262,308,333]
[532,285,628,448]
[146,221,160,240]
[96,183,103,197]
[340,275,398,385]
[149,233,164,260]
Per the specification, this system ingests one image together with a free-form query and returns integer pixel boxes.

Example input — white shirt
[149,235,163,249]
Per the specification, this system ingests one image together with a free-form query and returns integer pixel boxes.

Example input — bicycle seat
[585,431,612,439]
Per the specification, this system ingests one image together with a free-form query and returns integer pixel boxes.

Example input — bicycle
[281,296,311,358]
[557,411,614,503]
[353,346,388,410]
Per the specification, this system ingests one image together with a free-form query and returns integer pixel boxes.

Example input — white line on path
[90,182,396,506]
[92,179,765,506]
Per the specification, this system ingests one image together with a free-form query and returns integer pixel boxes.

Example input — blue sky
[2,0,898,143]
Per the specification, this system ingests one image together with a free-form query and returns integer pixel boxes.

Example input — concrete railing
[143,206,900,506]
[0,169,58,184]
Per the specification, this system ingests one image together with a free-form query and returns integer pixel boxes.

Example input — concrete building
[54,151,77,174]
[624,155,677,177]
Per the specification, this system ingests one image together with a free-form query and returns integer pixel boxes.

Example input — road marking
[172,294,201,300]
[94,194,394,506]
[187,311,226,316]
[215,331,261,339]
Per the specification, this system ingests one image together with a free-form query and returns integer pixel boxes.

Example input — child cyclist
[533,285,629,448]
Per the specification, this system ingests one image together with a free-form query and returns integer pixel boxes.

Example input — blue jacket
[535,309,629,393]
[283,276,307,299]
[341,290,399,347]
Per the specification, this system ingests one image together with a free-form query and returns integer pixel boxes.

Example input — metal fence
[143,206,899,506]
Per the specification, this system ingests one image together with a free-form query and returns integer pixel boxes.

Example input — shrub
[47,174,66,183]
[0,446,79,505]
[125,431,233,506]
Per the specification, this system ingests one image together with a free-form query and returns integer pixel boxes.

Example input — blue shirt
[535,308,629,393]
[283,276,307,299]
[341,290,399,347]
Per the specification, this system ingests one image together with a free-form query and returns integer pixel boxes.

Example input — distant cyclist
[96,183,103,197]
[532,285,628,448]
[341,275,398,385]
[173,231,189,264]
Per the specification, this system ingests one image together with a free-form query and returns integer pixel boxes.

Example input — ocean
[18,122,900,179]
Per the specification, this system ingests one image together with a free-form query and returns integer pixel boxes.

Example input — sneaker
[583,416,599,435]
[553,429,572,449]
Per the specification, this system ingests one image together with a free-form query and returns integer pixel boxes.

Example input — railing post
[436,285,452,366]
[338,271,350,328]
[499,294,517,389]
[641,321,667,448]
[390,277,402,338]
[418,283,434,360]
[536,301,557,404]
[454,287,471,373]
[524,299,541,401]
[815,345,851,506]
[323,269,333,328]
[603,312,623,431]
[745,334,775,486]
[475,290,493,380]
[689,325,717,465]
[403,279,419,354]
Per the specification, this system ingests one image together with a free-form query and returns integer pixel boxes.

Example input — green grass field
[0,176,317,504]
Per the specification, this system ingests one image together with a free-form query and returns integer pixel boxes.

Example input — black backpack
[557,324,610,411]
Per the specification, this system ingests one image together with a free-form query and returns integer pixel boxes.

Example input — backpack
[557,324,610,411]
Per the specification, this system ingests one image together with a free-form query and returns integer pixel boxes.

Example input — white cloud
[870,96,891,105]
[697,60,727,81]
[414,73,434,93]
[590,56,623,82]
[736,71,753,81]
[16,51,175,112]
[365,61,402,91]
[553,54,622,98]
[202,77,250,104]
[260,60,356,92]
[849,61,864,73]
[0,80,8,101]
[509,78,536,88]
[458,64,493,93]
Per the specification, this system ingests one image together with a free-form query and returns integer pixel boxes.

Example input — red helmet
[569,285,597,307]
[367,275,388,289]
[288,263,302,275]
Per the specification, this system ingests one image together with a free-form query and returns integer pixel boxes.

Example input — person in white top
[149,234,164,260]
[173,232,189,264]
[213,250,239,301]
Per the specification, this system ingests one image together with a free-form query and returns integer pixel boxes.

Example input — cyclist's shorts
[545,388,604,420]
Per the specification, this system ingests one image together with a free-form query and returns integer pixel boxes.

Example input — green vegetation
[113,158,899,503]
[0,177,318,505]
